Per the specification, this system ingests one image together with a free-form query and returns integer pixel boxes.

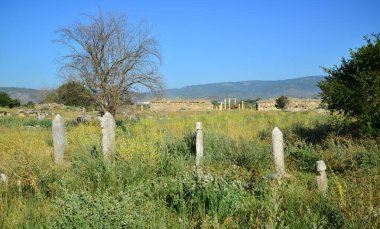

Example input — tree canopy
[57,11,163,116]
[0,92,20,108]
[57,81,95,108]
[318,34,380,134]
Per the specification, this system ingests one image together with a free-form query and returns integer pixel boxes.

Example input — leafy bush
[275,96,289,110]
[24,101,35,108]
[318,34,380,135]
[0,91,20,108]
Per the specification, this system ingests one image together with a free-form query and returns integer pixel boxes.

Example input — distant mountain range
[0,76,325,103]
[164,76,324,100]
[0,87,41,103]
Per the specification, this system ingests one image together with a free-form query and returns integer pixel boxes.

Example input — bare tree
[56,11,163,116]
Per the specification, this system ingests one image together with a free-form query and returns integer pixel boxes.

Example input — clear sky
[0,0,379,89]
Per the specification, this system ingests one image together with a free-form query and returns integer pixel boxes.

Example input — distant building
[150,99,213,111]
[257,98,321,111]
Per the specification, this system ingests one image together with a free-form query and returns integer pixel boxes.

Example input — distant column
[220,102,223,111]
[52,114,66,164]
[242,101,245,110]
[224,98,227,110]
[228,98,231,110]
[234,98,237,106]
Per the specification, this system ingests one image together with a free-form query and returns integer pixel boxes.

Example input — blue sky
[0,0,379,89]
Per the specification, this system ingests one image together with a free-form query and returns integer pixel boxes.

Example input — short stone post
[316,160,328,193]
[270,127,290,179]
[242,101,245,110]
[195,122,203,166]
[37,112,45,120]
[238,104,241,110]
[141,105,143,111]
[228,98,231,110]
[101,112,116,157]
[52,114,66,164]
[0,173,7,184]
[220,102,223,111]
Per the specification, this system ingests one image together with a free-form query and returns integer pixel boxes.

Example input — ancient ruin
[257,98,321,111]
[150,99,213,111]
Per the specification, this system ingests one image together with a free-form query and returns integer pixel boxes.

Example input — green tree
[318,34,380,134]
[24,101,35,108]
[39,89,58,103]
[57,81,95,108]
[0,92,20,108]
[275,96,289,110]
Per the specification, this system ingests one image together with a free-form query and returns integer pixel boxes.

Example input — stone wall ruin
[257,98,321,111]
[150,99,213,111]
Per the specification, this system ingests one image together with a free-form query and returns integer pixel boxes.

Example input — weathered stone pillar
[52,114,66,164]
[228,98,231,110]
[242,101,245,110]
[257,102,261,111]
[195,122,203,166]
[238,104,241,110]
[224,98,227,110]
[234,98,237,106]
[141,105,143,111]
[101,112,116,157]
[316,160,328,193]
[270,127,290,179]
[0,173,7,184]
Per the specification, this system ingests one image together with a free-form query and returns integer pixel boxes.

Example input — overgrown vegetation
[0,110,379,228]
[319,33,380,135]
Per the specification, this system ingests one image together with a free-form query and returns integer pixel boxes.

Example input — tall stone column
[52,114,66,164]
[316,160,328,193]
[101,112,116,157]
[195,122,203,166]
[270,127,291,180]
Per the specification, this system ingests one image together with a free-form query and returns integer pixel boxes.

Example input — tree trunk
[106,104,117,118]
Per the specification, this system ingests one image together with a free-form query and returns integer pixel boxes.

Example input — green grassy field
[0,110,379,228]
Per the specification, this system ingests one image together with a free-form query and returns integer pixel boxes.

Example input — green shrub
[318,33,380,135]
[275,96,289,110]
[0,91,20,108]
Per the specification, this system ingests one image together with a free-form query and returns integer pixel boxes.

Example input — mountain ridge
[0,76,325,103]
[0,87,41,103]
[164,76,324,100]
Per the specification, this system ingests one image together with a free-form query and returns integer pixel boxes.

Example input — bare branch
[56,11,163,115]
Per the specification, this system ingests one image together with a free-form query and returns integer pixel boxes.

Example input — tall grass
[0,110,379,228]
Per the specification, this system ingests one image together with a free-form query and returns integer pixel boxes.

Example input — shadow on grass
[293,123,334,145]
[292,121,363,145]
